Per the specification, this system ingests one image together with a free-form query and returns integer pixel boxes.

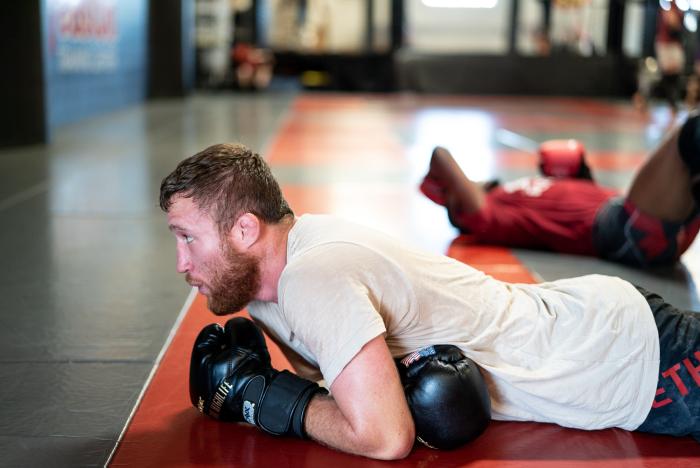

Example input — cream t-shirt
[248,214,660,431]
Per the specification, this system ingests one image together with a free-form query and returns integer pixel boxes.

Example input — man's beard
[206,241,261,315]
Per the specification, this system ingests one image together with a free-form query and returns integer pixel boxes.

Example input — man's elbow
[380,431,415,460]
[367,424,415,460]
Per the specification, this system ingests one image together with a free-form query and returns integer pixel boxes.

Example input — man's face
[167,196,260,315]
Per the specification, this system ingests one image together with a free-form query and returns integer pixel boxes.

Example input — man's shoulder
[290,215,394,264]
[286,240,377,277]
[279,238,397,305]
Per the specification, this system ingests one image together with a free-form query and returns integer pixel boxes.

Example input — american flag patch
[400,346,437,367]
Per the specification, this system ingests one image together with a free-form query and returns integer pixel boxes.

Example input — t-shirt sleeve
[280,263,387,388]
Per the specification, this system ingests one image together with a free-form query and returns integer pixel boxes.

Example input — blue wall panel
[42,0,149,131]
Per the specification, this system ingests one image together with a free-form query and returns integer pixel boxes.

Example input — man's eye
[184,235,194,244]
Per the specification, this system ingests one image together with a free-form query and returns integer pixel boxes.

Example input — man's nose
[176,246,191,274]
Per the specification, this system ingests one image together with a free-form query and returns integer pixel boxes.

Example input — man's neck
[255,216,296,303]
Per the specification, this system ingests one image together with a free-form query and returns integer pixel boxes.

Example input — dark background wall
[396,53,637,96]
[149,0,195,98]
[0,0,194,148]
[1,1,46,147]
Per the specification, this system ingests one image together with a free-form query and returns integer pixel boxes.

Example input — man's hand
[397,345,491,449]
[189,317,326,437]
[304,335,415,460]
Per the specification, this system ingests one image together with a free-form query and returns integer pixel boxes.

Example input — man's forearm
[304,393,413,460]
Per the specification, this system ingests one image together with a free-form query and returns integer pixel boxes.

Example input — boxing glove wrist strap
[241,370,327,438]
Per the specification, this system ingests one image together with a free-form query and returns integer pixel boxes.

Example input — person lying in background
[420,115,700,268]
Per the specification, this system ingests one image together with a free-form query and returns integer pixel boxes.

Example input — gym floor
[1,92,699,466]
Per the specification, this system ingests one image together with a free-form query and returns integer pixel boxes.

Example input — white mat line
[494,128,539,153]
[104,286,198,467]
[0,181,48,212]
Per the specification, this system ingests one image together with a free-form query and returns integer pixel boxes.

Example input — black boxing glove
[189,317,327,438]
[396,345,491,450]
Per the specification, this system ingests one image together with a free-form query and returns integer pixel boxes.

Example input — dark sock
[692,175,700,204]
[678,114,700,173]
[678,114,700,202]
[482,179,500,192]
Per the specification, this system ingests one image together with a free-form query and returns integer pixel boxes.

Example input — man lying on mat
[160,143,700,460]
[420,114,700,268]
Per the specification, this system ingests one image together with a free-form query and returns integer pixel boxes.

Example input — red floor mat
[109,240,700,467]
[110,95,700,466]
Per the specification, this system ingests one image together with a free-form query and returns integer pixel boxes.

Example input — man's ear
[230,213,261,250]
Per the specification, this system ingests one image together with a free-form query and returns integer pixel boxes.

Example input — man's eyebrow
[168,224,185,233]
